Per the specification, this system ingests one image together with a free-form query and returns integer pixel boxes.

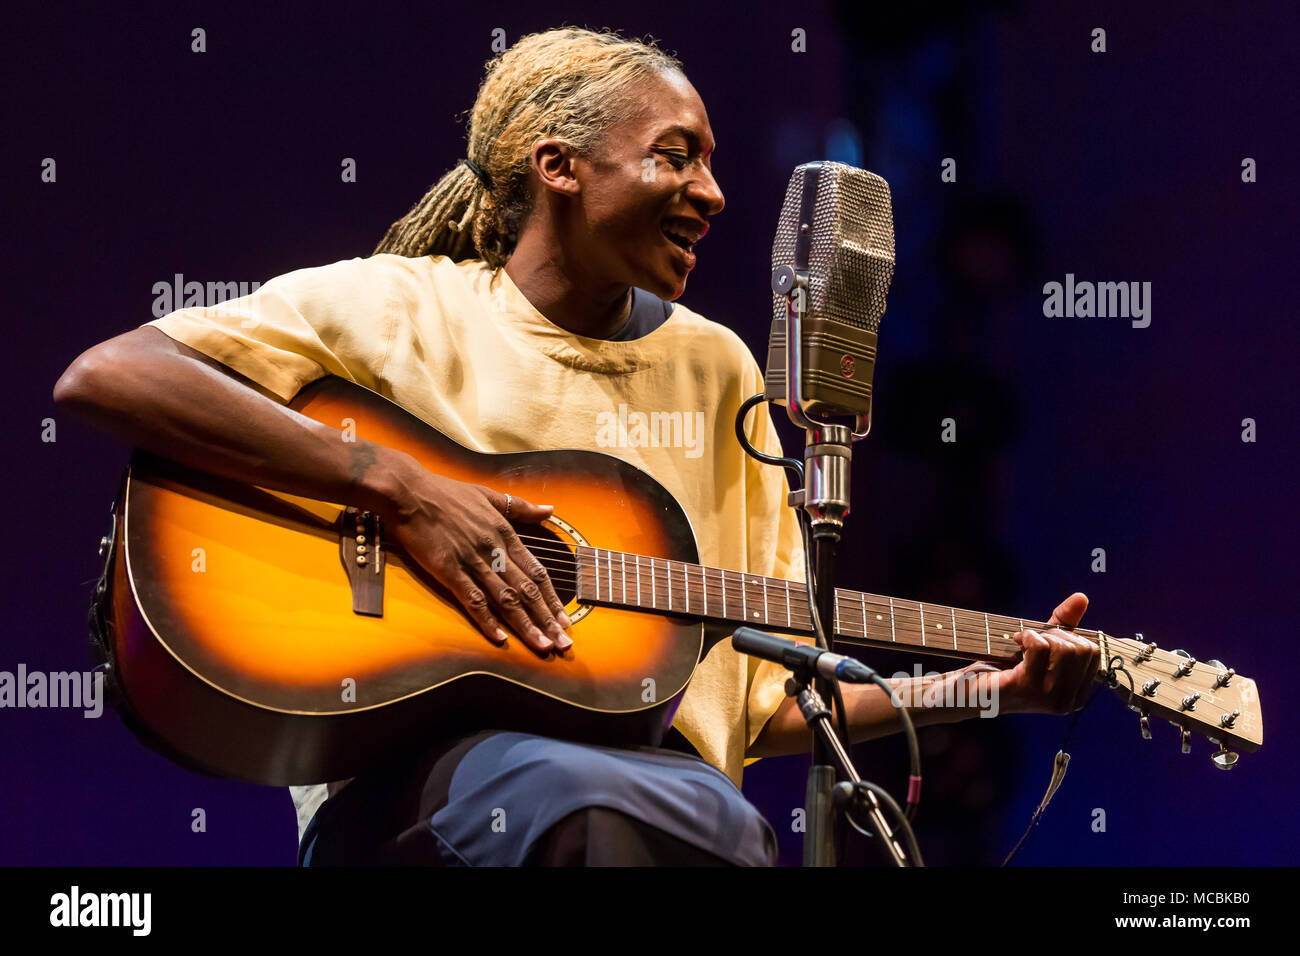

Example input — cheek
[588,175,664,241]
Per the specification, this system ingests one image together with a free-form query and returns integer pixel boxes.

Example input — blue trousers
[298,730,777,866]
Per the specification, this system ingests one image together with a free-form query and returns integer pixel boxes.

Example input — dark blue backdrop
[6,0,1296,865]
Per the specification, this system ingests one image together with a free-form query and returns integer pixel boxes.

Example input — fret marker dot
[876,614,882,620]
[936,624,943,629]
[1003,634,1009,639]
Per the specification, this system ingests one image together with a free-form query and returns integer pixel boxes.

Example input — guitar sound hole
[515,522,577,605]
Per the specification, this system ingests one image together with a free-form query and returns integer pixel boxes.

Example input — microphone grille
[771,162,895,332]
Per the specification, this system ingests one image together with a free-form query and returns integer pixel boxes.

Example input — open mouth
[660,219,706,267]
[661,226,696,253]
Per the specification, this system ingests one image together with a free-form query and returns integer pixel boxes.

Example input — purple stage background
[5,0,1297,865]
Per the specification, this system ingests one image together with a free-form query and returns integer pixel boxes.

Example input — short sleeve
[143,256,399,403]
[740,363,808,755]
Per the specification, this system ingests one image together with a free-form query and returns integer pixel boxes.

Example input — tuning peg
[1180,692,1201,712]
[1172,650,1196,678]
[1212,743,1239,771]
[1139,713,1151,740]
[1213,666,1235,689]
[1219,710,1240,729]
[1180,727,1191,754]
[1135,637,1157,662]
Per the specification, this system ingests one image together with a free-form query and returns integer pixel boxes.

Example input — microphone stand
[771,264,873,866]
[781,669,908,866]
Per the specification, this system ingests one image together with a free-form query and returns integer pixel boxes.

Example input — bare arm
[748,592,1101,758]
[53,326,574,654]
[54,326,404,514]
[747,674,986,759]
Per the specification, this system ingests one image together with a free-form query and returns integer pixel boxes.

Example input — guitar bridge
[340,506,385,616]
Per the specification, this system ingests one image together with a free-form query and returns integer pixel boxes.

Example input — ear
[530,138,582,197]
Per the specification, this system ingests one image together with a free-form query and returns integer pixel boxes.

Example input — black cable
[844,780,925,867]
[798,511,851,747]
[794,457,921,825]
[736,392,924,864]
[734,393,804,480]
[798,510,853,860]
[738,392,854,789]
[792,451,922,860]
[1000,683,1103,866]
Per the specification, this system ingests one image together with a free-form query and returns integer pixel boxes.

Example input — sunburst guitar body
[88,377,1263,785]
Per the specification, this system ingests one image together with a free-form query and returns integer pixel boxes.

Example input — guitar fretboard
[576,546,1098,662]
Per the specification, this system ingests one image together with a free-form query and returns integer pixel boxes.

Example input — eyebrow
[656,124,715,156]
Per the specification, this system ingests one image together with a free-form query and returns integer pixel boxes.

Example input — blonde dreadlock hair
[372,27,684,269]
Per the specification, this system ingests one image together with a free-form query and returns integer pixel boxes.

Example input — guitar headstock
[1097,633,1262,768]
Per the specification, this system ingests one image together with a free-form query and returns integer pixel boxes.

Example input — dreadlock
[372,27,684,269]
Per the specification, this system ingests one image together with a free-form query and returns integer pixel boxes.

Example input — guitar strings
[528,545,1094,639]
[512,533,1038,623]
[487,543,1230,707]
[499,533,1181,663]
[521,541,1072,635]
[520,542,1214,694]
[520,549,1060,641]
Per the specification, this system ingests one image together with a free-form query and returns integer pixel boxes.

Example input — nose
[689,165,725,217]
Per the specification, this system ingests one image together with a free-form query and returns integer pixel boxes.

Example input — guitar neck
[576,547,1105,663]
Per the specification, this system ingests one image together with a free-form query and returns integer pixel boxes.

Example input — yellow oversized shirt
[144,253,805,798]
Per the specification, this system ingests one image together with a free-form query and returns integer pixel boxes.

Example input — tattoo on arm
[347,443,379,487]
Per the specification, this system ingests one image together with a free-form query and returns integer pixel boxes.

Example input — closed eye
[653,149,690,170]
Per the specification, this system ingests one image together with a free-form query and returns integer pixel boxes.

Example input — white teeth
[663,228,693,250]
[662,223,701,247]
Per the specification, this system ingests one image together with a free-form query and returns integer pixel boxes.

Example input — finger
[446,568,511,647]
[1046,632,1096,712]
[1067,637,1102,711]
[473,516,571,638]
[1049,627,1098,660]
[488,569,556,655]
[1054,633,1090,707]
[483,489,571,629]
[504,533,574,635]
[1046,592,1089,629]
[463,522,556,654]
[498,550,572,651]
[1014,629,1051,688]
[484,487,554,524]
[465,559,555,656]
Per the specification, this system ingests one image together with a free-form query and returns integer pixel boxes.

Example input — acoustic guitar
[88,376,1263,785]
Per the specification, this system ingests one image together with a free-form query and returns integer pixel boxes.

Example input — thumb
[1047,591,1088,629]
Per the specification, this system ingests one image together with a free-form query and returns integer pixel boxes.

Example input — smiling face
[557,69,725,300]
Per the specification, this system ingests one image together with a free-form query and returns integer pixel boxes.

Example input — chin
[645,271,688,301]
[630,251,691,300]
